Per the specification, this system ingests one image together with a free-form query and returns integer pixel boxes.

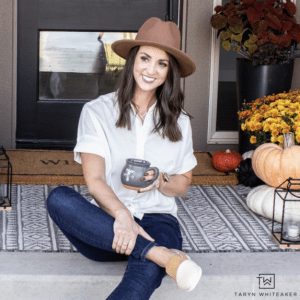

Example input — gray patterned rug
[0,184,285,253]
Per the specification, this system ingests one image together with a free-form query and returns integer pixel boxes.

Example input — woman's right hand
[112,208,154,255]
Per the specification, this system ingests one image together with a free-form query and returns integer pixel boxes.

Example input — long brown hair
[115,46,189,142]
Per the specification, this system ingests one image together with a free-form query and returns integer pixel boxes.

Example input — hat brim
[111,39,196,77]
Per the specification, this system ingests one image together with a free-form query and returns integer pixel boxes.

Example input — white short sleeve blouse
[74,92,197,219]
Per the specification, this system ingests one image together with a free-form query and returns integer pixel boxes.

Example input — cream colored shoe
[165,250,202,291]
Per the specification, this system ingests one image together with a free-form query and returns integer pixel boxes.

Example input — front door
[17,0,179,149]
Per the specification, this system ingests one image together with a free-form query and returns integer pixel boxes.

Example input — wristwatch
[161,172,170,183]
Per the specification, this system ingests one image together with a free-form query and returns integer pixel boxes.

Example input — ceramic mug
[121,158,159,190]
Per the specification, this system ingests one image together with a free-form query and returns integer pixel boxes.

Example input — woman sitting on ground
[47,17,202,299]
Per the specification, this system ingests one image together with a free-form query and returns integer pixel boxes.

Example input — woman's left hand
[138,172,162,193]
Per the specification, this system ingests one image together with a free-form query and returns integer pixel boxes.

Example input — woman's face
[133,46,169,94]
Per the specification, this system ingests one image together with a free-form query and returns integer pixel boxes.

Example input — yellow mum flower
[263,123,270,132]
[248,120,257,131]
[270,123,279,131]
[271,135,278,143]
[277,93,288,99]
[250,136,257,144]
[277,135,284,144]
[282,127,291,134]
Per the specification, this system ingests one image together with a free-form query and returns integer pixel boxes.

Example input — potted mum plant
[211,0,300,153]
[237,89,300,146]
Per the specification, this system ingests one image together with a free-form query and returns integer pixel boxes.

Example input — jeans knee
[46,186,73,213]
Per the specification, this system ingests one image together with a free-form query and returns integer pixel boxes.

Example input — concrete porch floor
[1,251,300,300]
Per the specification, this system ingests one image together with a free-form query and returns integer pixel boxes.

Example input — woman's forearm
[87,178,129,218]
[81,153,130,218]
[158,173,192,197]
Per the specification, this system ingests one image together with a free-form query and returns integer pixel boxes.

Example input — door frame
[207,0,238,145]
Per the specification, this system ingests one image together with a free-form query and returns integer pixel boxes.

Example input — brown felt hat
[111,17,196,77]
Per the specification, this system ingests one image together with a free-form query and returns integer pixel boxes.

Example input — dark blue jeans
[46,186,182,300]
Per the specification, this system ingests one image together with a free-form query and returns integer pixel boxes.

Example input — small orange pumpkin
[252,133,300,189]
[212,149,242,172]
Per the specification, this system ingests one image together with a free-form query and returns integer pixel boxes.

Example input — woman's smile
[142,75,156,83]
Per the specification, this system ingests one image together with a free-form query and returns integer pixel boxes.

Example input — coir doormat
[0,150,237,185]
[1,149,85,185]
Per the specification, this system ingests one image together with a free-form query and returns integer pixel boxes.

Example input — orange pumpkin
[212,149,242,172]
[252,133,300,189]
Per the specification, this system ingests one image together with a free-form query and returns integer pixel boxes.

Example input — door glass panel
[216,47,238,131]
[39,31,136,101]
[215,0,238,131]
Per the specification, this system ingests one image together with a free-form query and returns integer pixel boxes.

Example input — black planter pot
[236,58,294,154]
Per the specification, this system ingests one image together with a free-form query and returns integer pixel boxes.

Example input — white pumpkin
[242,150,254,160]
[246,185,300,223]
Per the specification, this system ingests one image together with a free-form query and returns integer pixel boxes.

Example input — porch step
[0,252,300,300]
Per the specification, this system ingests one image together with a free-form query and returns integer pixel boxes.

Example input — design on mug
[124,168,135,182]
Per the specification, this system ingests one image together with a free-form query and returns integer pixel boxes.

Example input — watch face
[163,172,170,182]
